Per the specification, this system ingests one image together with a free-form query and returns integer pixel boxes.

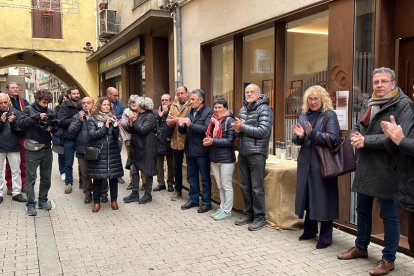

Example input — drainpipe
[175,3,183,88]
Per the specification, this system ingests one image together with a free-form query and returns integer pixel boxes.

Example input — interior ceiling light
[287,28,328,35]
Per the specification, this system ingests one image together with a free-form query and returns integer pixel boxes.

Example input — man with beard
[58,86,82,194]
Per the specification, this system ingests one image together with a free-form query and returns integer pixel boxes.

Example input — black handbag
[315,111,356,178]
[84,145,102,161]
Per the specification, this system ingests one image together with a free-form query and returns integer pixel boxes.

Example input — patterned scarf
[205,110,230,138]
[95,111,117,123]
[361,87,399,127]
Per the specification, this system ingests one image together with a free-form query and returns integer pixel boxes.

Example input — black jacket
[68,113,89,157]
[10,96,29,112]
[129,110,158,176]
[0,107,24,152]
[17,103,56,146]
[179,104,213,157]
[58,100,82,140]
[52,105,64,146]
[238,96,274,157]
[156,110,173,155]
[87,116,124,180]
[208,115,236,163]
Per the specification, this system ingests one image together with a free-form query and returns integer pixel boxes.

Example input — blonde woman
[292,85,340,249]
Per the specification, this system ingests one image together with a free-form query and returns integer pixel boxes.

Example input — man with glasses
[166,86,192,201]
[5,82,29,196]
[337,67,412,276]
[232,83,273,231]
[0,93,26,204]
[17,90,57,216]
[106,87,125,184]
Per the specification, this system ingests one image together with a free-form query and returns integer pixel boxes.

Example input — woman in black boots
[123,96,157,204]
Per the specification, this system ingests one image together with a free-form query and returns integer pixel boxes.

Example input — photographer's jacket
[58,100,82,140]
[0,107,24,152]
[17,103,55,146]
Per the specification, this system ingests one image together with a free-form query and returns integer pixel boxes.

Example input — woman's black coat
[292,110,340,221]
[129,110,158,176]
[87,116,124,180]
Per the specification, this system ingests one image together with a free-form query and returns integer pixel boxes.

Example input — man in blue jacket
[178,89,213,213]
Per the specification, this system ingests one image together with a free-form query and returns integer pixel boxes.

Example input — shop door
[398,36,414,100]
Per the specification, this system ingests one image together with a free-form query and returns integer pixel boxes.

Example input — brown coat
[167,100,191,150]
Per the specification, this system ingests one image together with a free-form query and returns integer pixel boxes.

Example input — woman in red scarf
[203,97,236,221]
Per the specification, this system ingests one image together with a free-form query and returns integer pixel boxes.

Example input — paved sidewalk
[1,152,414,275]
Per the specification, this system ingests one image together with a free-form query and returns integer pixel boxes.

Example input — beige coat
[168,100,191,150]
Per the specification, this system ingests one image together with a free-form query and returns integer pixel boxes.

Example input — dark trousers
[78,157,108,196]
[25,147,52,206]
[355,193,400,263]
[407,211,414,258]
[63,138,76,185]
[6,136,26,189]
[302,212,333,244]
[172,149,184,192]
[58,153,65,175]
[93,178,118,203]
[238,153,266,219]
[156,154,174,185]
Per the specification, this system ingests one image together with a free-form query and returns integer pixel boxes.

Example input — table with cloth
[182,153,304,230]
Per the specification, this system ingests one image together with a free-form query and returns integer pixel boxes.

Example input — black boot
[123,191,139,203]
[139,192,152,204]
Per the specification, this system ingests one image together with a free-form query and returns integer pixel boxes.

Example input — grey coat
[238,96,274,158]
[352,88,412,199]
[293,110,340,220]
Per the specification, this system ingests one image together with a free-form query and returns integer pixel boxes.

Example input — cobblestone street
[1,153,414,275]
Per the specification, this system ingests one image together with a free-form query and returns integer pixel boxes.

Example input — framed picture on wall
[290,80,303,90]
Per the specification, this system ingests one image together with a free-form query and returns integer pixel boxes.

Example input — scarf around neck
[95,111,116,123]
[361,87,399,127]
[205,110,231,139]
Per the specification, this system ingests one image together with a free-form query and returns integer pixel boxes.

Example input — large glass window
[285,11,329,141]
[243,28,275,109]
[212,41,234,112]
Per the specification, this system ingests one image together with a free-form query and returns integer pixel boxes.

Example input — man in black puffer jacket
[232,83,274,231]
[17,89,57,216]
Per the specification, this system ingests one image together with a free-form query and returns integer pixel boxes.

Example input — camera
[38,112,58,129]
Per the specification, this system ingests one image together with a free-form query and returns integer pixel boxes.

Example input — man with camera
[58,86,82,194]
[0,93,26,204]
[17,90,57,216]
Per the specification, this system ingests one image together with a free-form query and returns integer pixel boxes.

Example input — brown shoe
[337,247,368,260]
[111,201,119,210]
[369,260,394,275]
[92,203,101,213]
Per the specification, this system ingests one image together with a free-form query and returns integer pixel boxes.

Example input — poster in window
[255,49,273,74]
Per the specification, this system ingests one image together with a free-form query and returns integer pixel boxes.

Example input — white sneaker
[61,173,66,181]
[214,211,232,221]
[210,208,223,218]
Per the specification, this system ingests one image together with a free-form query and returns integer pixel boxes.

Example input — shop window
[212,41,234,112]
[32,0,62,39]
[242,28,275,152]
[285,11,329,141]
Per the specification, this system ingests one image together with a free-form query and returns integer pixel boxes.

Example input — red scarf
[205,111,230,138]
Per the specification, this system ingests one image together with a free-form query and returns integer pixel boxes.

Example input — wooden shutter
[32,0,62,38]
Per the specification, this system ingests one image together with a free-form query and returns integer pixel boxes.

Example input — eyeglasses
[161,99,170,102]
[307,97,320,102]
[0,101,9,105]
[373,79,391,86]
[245,90,257,95]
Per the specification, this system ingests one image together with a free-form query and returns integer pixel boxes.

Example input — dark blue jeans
[355,192,400,263]
[238,153,266,220]
[187,155,211,205]
[63,139,76,185]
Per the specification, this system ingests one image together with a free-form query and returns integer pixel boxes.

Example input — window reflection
[212,41,234,112]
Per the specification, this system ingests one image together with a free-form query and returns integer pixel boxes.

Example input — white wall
[180,0,323,90]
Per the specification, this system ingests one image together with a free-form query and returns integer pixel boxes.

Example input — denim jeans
[238,153,266,219]
[211,162,235,213]
[63,138,76,185]
[25,147,52,206]
[355,192,400,263]
[187,155,212,205]
[172,150,184,192]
